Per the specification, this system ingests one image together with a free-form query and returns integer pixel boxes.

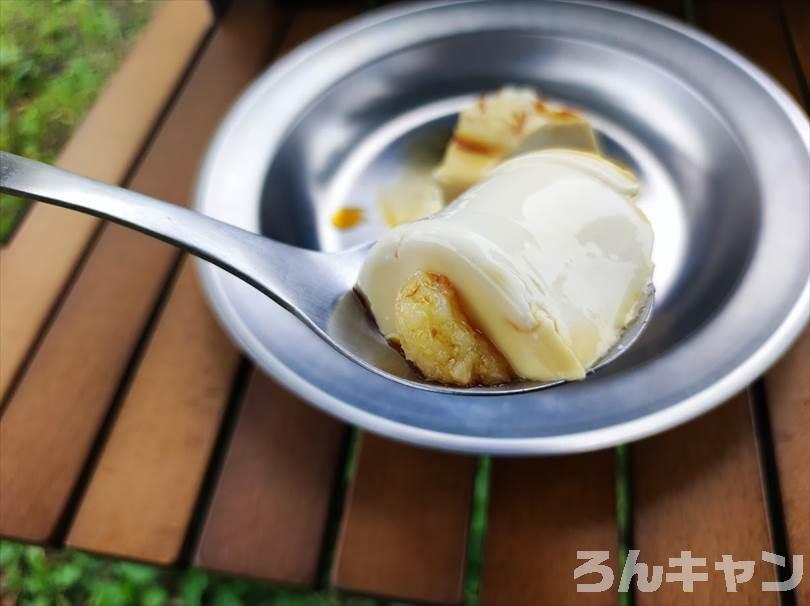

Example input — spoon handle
[0,152,346,329]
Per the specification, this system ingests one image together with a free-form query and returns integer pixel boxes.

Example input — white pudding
[357,150,654,384]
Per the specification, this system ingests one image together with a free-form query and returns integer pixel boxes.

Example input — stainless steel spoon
[0,151,654,394]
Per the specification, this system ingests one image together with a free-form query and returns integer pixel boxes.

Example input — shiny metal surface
[0,152,360,348]
[196,0,810,454]
[0,152,653,395]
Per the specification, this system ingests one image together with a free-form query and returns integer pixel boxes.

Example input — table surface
[0,1,807,605]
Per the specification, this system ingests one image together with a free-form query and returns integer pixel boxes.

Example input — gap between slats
[55,252,185,545]
[63,257,240,562]
[192,372,349,585]
[315,428,361,589]
[749,380,797,605]
[759,331,810,606]
[778,0,810,108]
[752,7,809,603]
[176,358,254,567]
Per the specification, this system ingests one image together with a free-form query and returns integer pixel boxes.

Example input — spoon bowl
[0,151,654,395]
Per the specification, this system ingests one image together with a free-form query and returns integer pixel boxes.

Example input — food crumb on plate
[331,206,365,229]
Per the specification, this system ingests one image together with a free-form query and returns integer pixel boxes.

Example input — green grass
[0,542,391,606]
[0,0,155,239]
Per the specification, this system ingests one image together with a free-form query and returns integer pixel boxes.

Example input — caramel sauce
[511,110,527,134]
[330,206,365,229]
[535,99,579,121]
[550,108,580,120]
[452,134,501,156]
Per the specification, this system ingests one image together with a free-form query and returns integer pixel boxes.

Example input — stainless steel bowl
[195,0,809,454]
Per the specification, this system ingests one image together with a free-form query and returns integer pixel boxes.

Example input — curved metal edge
[198,262,808,456]
[194,0,810,455]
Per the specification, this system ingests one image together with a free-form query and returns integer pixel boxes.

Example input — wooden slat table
[1,1,807,605]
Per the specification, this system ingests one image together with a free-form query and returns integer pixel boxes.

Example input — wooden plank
[481,451,618,606]
[0,0,212,400]
[332,435,476,605]
[696,0,803,102]
[195,372,346,584]
[0,0,279,544]
[763,330,810,605]
[633,394,777,605]
[65,260,241,564]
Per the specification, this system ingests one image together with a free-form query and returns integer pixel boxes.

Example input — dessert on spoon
[357,88,654,387]
[0,88,654,393]
[358,150,654,386]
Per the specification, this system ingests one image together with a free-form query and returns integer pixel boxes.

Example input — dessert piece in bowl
[358,150,654,387]
[433,87,600,200]
[378,87,600,228]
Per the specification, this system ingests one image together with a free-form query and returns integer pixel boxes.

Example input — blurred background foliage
[0,0,154,238]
